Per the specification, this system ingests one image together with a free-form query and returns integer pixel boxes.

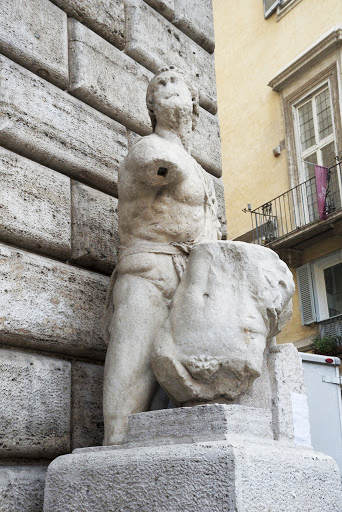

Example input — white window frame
[313,250,342,321]
[293,80,337,185]
[276,0,303,21]
[297,250,342,325]
[263,0,279,19]
[291,80,340,227]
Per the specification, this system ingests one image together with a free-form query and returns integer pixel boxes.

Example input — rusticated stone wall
[0,0,225,509]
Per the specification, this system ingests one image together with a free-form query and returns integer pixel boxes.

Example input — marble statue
[103,66,294,446]
[152,241,294,406]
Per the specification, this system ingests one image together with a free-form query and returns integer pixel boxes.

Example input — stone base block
[44,438,342,511]
[0,466,47,512]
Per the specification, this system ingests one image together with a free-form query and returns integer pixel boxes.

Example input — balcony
[243,161,342,255]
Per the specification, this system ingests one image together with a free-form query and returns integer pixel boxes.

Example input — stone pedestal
[43,404,342,512]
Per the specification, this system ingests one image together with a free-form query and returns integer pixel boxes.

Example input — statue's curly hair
[146,66,200,132]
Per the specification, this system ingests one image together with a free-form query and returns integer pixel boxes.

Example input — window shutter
[263,0,279,18]
[296,263,317,325]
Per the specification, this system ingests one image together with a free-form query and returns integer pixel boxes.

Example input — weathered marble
[68,19,153,135]
[71,181,119,274]
[0,466,47,512]
[50,0,125,50]
[44,411,342,512]
[152,241,294,405]
[268,343,307,441]
[210,175,227,239]
[144,0,174,21]
[0,349,70,458]
[192,107,222,177]
[103,66,222,445]
[173,0,215,53]
[0,55,126,196]
[0,243,108,358]
[103,66,294,446]
[71,362,104,449]
[0,146,71,259]
[0,0,68,88]
[127,404,273,445]
[125,0,217,114]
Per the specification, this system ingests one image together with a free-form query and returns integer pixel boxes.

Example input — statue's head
[146,66,200,131]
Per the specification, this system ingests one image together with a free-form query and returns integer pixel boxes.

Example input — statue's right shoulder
[128,133,160,153]
[125,133,170,172]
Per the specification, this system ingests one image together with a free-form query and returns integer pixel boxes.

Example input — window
[297,251,342,324]
[263,0,302,20]
[294,83,337,180]
[263,0,279,19]
[293,82,339,222]
[276,0,303,20]
[269,27,342,193]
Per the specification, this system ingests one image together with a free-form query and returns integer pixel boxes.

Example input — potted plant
[310,334,342,356]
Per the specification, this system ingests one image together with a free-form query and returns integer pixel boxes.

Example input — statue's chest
[172,165,206,205]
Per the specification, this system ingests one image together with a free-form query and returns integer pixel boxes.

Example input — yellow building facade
[213,0,342,350]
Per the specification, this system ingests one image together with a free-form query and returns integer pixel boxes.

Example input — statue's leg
[103,272,170,446]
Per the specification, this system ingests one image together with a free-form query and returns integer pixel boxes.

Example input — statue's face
[152,70,193,124]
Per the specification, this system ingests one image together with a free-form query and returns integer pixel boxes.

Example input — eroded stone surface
[0,349,70,458]
[128,404,273,445]
[173,0,215,53]
[0,0,68,88]
[210,175,227,239]
[71,362,104,449]
[0,146,71,259]
[103,66,222,445]
[144,0,174,21]
[44,440,342,511]
[192,107,222,177]
[71,181,118,274]
[69,20,153,136]
[0,243,108,358]
[50,0,125,50]
[0,55,126,196]
[0,466,47,512]
[268,343,307,441]
[152,242,294,405]
[126,105,222,178]
[125,0,217,114]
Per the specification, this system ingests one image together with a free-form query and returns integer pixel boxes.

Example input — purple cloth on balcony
[315,165,328,220]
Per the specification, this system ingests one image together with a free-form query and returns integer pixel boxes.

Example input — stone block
[0,0,68,88]
[144,0,174,21]
[125,0,217,115]
[128,404,273,446]
[173,0,215,53]
[0,55,127,197]
[71,362,104,449]
[50,0,125,50]
[0,466,47,512]
[0,349,70,458]
[44,438,342,511]
[209,175,227,239]
[0,243,109,358]
[69,19,152,136]
[0,146,71,259]
[268,343,307,442]
[192,107,222,177]
[71,181,119,274]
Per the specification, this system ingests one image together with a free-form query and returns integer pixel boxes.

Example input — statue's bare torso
[119,134,210,246]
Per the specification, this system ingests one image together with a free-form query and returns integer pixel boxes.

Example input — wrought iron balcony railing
[248,160,342,246]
